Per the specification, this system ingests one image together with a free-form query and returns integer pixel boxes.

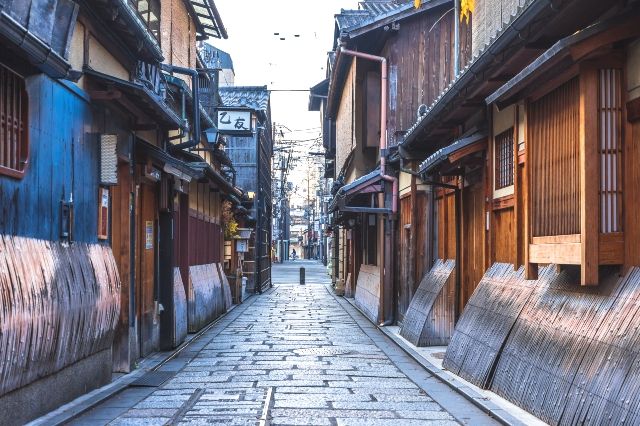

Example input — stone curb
[28,292,263,426]
[334,288,527,426]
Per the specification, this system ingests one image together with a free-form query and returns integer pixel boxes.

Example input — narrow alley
[67,261,495,425]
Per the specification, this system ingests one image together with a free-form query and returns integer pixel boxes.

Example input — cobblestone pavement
[70,261,496,425]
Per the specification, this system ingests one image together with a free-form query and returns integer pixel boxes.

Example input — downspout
[338,47,398,325]
[160,64,201,152]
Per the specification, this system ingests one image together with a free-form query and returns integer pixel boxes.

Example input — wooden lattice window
[0,64,29,178]
[129,0,161,41]
[599,68,623,233]
[495,128,514,190]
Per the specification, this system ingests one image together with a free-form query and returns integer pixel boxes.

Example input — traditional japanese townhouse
[323,0,470,326]
[218,86,273,293]
[400,0,640,423]
[0,1,237,421]
[0,1,120,423]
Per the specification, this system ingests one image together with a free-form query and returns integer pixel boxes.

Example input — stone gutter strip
[28,293,262,426]
[338,289,537,426]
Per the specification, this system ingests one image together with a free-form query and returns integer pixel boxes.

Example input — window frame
[493,126,515,199]
[128,0,161,42]
[0,63,30,179]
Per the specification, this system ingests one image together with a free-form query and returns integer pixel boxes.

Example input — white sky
[214,0,358,129]
[213,0,360,204]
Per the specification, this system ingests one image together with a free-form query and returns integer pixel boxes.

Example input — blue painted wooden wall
[0,74,99,243]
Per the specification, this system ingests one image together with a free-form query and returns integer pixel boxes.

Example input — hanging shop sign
[217,109,252,134]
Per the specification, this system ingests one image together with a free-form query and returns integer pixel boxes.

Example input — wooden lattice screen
[529,77,580,237]
[598,68,623,234]
[0,64,29,178]
[495,128,514,190]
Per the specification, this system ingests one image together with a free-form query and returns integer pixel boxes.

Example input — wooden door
[137,181,158,356]
[461,182,485,310]
[398,195,413,322]
[111,162,133,371]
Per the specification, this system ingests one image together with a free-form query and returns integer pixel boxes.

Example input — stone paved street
[70,261,496,425]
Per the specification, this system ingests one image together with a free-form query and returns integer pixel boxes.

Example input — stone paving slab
[66,261,498,426]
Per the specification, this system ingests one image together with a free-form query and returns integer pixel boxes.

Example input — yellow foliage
[460,0,474,23]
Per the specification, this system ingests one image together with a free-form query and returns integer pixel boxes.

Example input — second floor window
[0,63,29,178]
[495,128,514,190]
[129,0,161,41]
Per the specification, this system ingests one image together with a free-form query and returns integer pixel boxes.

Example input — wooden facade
[0,0,235,420]
[326,1,471,327]
[398,1,640,423]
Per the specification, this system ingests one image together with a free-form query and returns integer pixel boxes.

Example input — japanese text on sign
[218,110,252,133]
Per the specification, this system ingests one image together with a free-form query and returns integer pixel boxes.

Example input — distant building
[199,43,235,87]
[219,86,273,293]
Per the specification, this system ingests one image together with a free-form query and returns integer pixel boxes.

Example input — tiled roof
[219,86,269,111]
[335,9,371,31]
[336,1,412,32]
[359,0,408,15]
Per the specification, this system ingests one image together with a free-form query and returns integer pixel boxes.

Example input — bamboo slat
[400,259,455,346]
[444,261,640,424]
[0,235,120,397]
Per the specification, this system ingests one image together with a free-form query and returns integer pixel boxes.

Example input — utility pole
[279,155,285,262]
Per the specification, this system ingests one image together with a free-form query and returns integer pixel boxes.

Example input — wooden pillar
[580,66,599,286]
[524,99,538,280]
[410,167,418,288]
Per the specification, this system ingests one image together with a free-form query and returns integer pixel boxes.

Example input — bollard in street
[300,267,305,285]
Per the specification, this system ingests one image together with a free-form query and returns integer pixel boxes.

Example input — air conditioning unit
[100,134,118,185]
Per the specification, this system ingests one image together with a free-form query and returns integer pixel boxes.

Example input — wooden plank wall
[626,111,640,266]
[461,183,486,308]
[399,195,413,320]
[529,77,581,237]
[415,191,428,281]
[187,183,222,267]
[493,208,515,263]
[111,161,133,371]
[137,181,158,357]
[437,191,457,260]
[0,236,120,397]
[383,8,472,144]
[0,75,98,242]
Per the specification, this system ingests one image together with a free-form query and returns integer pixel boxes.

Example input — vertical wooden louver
[529,77,580,237]
[0,64,29,178]
[598,69,623,234]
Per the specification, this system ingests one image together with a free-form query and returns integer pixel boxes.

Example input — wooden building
[323,0,470,326]
[0,0,238,423]
[219,86,273,293]
[399,0,640,423]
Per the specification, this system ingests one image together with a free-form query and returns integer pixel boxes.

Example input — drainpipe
[338,47,398,326]
[160,64,201,152]
[338,47,399,214]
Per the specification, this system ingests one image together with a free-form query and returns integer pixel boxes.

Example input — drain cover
[130,371,175,387]
[294,347,352,356]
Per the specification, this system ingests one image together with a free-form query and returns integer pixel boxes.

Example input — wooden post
[524,100,538,280]
[410,165,418,288]
[580,66,599,286]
